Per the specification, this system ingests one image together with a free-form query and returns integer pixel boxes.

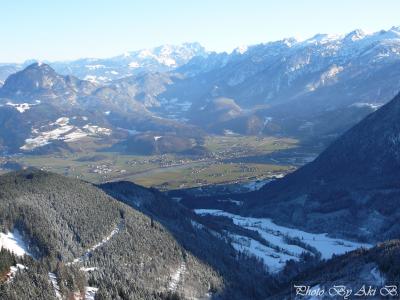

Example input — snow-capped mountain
[2,27,400,150]
[158,26,400,141]
[0,43,207,83]
[0,63,203,154]
[0,62,97,104]
[52,42,207,83]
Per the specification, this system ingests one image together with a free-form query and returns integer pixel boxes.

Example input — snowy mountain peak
[233,45,248,54]
[304,33,342,45]
[344,29,366,41]
[377,28,400,40]
[114,42,208,69]
[26,62,54,72]
[281,37,298,47]
[390,25,400,33]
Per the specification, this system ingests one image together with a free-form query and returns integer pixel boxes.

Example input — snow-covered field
[0,230,31,282]
[21,117,112,150]
[0,230,32,257]
[194,209,371,272]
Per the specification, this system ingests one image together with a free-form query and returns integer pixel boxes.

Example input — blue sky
[1,0,400,62]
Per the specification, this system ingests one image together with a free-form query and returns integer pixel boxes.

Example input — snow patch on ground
[83,124,112,135]
[85,286,99,300]
[241,179,271,191]
[307,65,343,91]
[48,272,62,299]
[194,209,371,272]
[216,198,243,206]
[85,64,105,70]
[129,61,140,68]
[0,230,32,257]
[229,233,295,272]
[80,267,98,272]
[84,75,109,82]
[21,117,112,150]
[190,220,205,230]
[350,102,384,110]
[7,264,27,282]
[6,101,40,113]
[168,262,186,292]
[223,129,239,136]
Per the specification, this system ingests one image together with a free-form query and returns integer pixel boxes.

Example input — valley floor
[3,134,310,190]
[194,209,371,273]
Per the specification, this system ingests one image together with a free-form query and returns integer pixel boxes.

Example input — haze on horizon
[1,0,400,63]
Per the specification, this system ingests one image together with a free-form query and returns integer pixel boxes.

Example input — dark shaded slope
[245,92,400,242]
[100,181,280,300]
[270,240,400,299]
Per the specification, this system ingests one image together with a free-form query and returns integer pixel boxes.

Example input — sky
[1,0,400,63]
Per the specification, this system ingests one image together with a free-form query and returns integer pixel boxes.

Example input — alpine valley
[1,26,400,300]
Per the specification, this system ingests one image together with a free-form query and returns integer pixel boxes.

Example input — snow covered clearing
[7,264,27,282]
[228,233,295,272]
[168,262,186,292]
[0,230,31,282]
[194,209,371,272]
[0,230,32,257]
[6,100,40,113]
[21,117,112,150]
[84,286,99,300]
[48,272,62,299]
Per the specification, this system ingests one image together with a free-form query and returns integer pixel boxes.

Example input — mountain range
[1,27,400,155]
[0,43,207,83]
[0,62,202,154]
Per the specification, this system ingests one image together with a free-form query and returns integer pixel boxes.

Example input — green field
[205,135,298,155]
[12,134,299,190]
[131,162,291,190]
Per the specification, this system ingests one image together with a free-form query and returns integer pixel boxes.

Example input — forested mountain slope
[100,181,279,300]
[271,240,400,299]
[244,92,400,243]
[0,169,222,299]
